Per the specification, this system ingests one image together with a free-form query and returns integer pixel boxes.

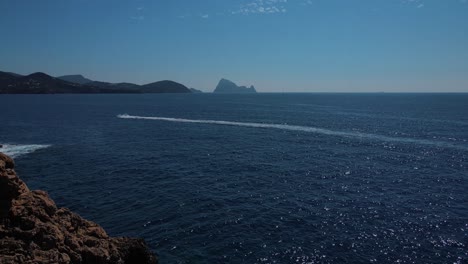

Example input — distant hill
[56,73,191,94]
[7,72,22,77]
[141,80,191,93]
[189,88,203,93]
[213,78,256,93]
[1,70,194,94]
[0,71,138,94]
[87,81,141,91]
[2,72,23,78]
[89,80,191,93]
[0,72,17,82]
[57,74,93,84]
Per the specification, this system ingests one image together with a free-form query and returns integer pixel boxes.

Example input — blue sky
[1,0,467,92]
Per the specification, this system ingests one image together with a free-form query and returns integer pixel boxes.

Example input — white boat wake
[117,114,468,151]
[0,143,51,158]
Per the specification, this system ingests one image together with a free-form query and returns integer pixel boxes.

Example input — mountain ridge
[57,74,93,85]
[0,71,191,94]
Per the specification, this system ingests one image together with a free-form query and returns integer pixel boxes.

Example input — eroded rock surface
[0,152,157,264]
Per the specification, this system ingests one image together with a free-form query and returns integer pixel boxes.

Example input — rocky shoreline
[0,152,157,264]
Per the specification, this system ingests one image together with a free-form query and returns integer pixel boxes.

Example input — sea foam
[0,144,51,158]
[117,114,468,151]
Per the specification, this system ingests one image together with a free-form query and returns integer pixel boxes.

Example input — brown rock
[0,152,158,264]
[0,154,29,201]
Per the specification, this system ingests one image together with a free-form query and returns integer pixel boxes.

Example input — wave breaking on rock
[0,143,50,158]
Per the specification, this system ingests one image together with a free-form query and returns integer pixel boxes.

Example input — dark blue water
[1,93,467,263]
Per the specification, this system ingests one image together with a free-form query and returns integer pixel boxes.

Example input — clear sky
[1,0,467,92]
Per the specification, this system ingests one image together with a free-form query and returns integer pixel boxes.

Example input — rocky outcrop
[0,153,157,264]
[213,78,257,93]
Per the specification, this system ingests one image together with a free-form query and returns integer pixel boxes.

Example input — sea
[0,93,467,263]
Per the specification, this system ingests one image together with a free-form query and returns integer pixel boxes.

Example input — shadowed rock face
[0,153,157,264]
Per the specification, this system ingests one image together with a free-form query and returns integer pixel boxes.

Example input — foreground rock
[0,152,157,264]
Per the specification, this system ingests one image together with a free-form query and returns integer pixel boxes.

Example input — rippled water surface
[1,93,467,263]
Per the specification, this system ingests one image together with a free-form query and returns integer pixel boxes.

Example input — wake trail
[0,144,51,158]
[117,114,468,151]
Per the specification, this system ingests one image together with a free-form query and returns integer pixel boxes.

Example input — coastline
[0,152,157,264]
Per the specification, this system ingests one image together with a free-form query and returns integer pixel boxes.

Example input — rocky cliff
[0,153,157,264]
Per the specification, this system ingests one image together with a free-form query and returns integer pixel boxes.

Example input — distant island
[0,71,261,94]
[0,71,192,94]
[213,78,257,93]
